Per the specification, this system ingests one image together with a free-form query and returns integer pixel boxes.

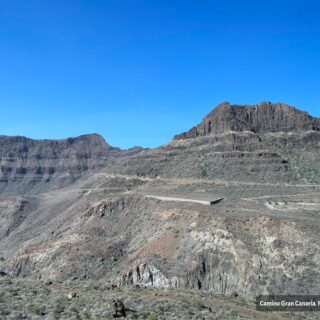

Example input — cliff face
[174,102,320,140]
[108,102,320,184]
[1,185,320,298]
[0,134,119,194]
[0,102,319,300]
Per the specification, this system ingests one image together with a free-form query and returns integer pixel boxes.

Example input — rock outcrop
[174,102,320,139]
[0,134,119,194]
[109,102,320,183]
[119,262,171,288]
[0,101,319,300]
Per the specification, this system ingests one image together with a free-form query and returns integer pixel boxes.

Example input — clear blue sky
[0,0,319,148]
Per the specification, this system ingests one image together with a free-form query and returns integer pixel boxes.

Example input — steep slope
[174,101,320,139]
[0,134,120,194]
[0,175,319,298]
[0,102,319,302]
[109,102,320,184]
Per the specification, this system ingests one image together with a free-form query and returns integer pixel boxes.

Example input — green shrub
[28,304,46,316]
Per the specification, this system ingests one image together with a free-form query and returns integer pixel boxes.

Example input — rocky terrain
[2,275,317,320]
[0,133,144,195]
[0,101,319,319]
[174,101,320,138]
[109,102,320,184]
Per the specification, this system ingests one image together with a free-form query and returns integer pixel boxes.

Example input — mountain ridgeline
[0,102,319,195]
[0,134,119,194]
[174,102,320,139]
[0,102,320,301]
[109,102,320,184]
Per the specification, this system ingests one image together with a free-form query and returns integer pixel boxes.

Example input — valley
[0,102,319,319]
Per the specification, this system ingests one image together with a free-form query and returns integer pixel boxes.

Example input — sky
[0,0,319,148]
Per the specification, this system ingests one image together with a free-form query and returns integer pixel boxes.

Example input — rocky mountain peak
[174,102,320,140]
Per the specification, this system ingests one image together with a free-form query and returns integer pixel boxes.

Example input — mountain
[0,102,319,311]
[0,133,120,194]
[174,101,320,139]
[109,102,320,184]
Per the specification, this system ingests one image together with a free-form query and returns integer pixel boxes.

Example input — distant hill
[0,133,119,194]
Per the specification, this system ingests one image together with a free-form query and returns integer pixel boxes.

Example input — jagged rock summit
[174,101,320,140]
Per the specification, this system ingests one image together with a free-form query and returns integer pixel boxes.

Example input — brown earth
[0,102,319,319]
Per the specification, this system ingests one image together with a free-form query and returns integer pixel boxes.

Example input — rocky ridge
[0,134,125,194]
[0,102,319,302]
[108,103,320,184]
[174,101,320,139]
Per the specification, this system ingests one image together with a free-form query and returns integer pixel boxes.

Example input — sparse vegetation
[0,104,319,319]
[1,276,313,320]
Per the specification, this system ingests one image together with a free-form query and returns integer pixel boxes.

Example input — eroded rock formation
[174,102,320,139]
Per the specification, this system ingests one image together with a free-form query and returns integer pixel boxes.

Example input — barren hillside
[0,102,319,319]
